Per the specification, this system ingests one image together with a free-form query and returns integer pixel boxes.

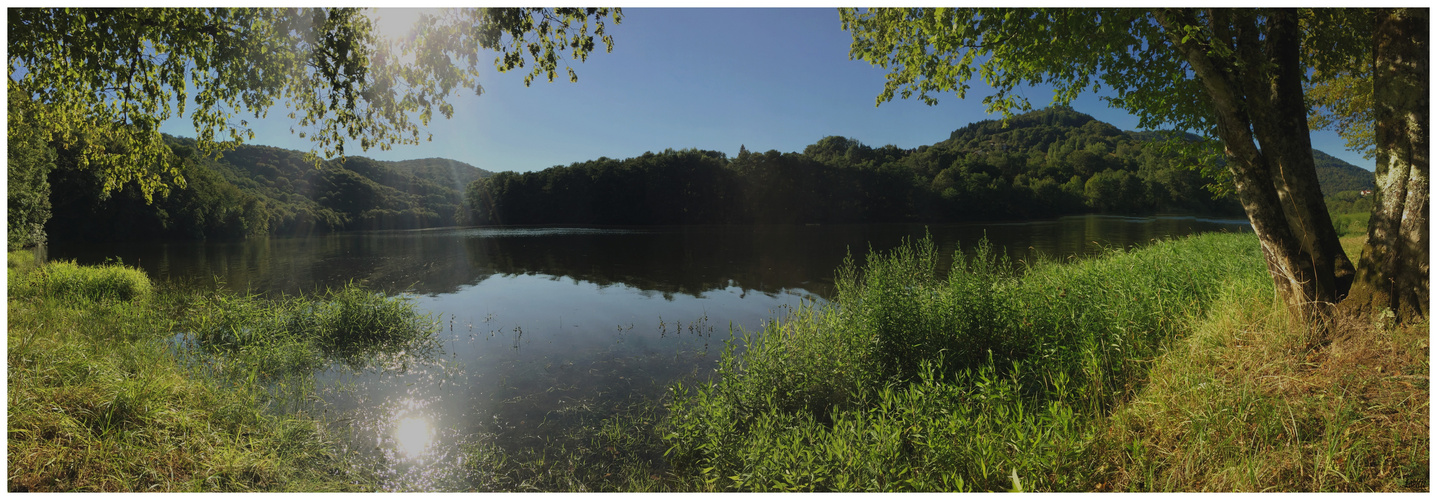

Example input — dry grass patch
[1089,277,1429,492]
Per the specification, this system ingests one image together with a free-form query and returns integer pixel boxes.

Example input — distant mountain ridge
[467,106,1374,226]
[46,107,1371,240]
[1312,149,1375,195]
[47,137,495,241]
[941,109,1371,198]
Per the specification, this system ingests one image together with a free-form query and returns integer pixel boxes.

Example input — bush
[7,112,56,250]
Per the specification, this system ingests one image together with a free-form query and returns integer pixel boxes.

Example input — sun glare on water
[394,414,434,458]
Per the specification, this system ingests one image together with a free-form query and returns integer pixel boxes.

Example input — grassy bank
[10,232,1425,492]
[7,252,438,491]
[1088,268,1428,490]
[654,232,1428,491]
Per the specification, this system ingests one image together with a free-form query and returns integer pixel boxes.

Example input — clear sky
[159,7,1373,173]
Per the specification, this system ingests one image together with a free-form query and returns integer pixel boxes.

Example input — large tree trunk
[1155,8,1356,324]
[1346,8,1430,321]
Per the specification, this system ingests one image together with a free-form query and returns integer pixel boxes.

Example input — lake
[49,215,1250,490]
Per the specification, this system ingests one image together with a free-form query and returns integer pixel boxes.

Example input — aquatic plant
[189,282,439,378]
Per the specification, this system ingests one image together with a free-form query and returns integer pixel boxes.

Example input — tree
[1306,74,1375,160]
[840,8,1401,323]
[8,7,621,203]
[1346,9,1429,320]
[7,88,57,250]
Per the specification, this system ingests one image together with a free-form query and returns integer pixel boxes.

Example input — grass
[10,232,1424,492]
[12,259,153,302]
[1331,211,1369,238]
[1088,278,1428,491]
[188,282,441,378]
[653,231,1428,492]
[7,258,439,491]
[8,249,41,278]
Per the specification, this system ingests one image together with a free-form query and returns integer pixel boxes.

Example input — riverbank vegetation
[658,232,1266,490]
[629,232,1424,491]
[8,231,1424,492]
[6,252,439,491]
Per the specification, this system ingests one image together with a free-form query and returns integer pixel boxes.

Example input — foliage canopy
[7,7,620,201]
[841,7,1378,321]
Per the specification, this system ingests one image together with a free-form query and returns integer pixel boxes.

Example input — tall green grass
[188,282,440,378]
[8,260,438,491]
[662,232,1269,491]
[13,260,153,301]
[1330,211,1369,238]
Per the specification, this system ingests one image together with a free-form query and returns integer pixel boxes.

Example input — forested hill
[47,107,1371,240]
[1313,149,1376,195]
[467,106,1374,226]
[47,136,494,241]
[469,107,1246,225]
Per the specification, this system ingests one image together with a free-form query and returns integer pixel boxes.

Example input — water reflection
[393,413,433,459]
[51,215,1251,300]
[305,271,808,490]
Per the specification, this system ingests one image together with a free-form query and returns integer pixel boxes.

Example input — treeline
[14,106,1374,245]
[467,107,1252,225]
[44,136,493,242]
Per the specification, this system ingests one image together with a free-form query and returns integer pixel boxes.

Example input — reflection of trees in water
[49,216,1249,299]
[459,218,1248,300]
[463,226,846,300]
[202,233,487,297]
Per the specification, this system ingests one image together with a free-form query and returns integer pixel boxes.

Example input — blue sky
[160,7,1372,173]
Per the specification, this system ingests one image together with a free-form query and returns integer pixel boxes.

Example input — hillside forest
[32,107,1375,241]
[44,137,492,241]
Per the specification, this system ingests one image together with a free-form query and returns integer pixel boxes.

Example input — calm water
[50,215,1249,490]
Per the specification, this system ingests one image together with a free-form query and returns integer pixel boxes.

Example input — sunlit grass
[1339,235,1365,264]
[1331,211,1369,238]
[13,259,153,301]
[7,260,438,491]
[1089,277,1429,491]
[650,232,1427,492]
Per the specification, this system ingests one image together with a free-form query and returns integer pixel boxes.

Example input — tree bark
[1346,8,1430,321]
[1153,8,1356,324]
[1239,11,1357,302]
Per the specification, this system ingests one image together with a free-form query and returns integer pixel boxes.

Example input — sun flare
[394,415,433,458]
